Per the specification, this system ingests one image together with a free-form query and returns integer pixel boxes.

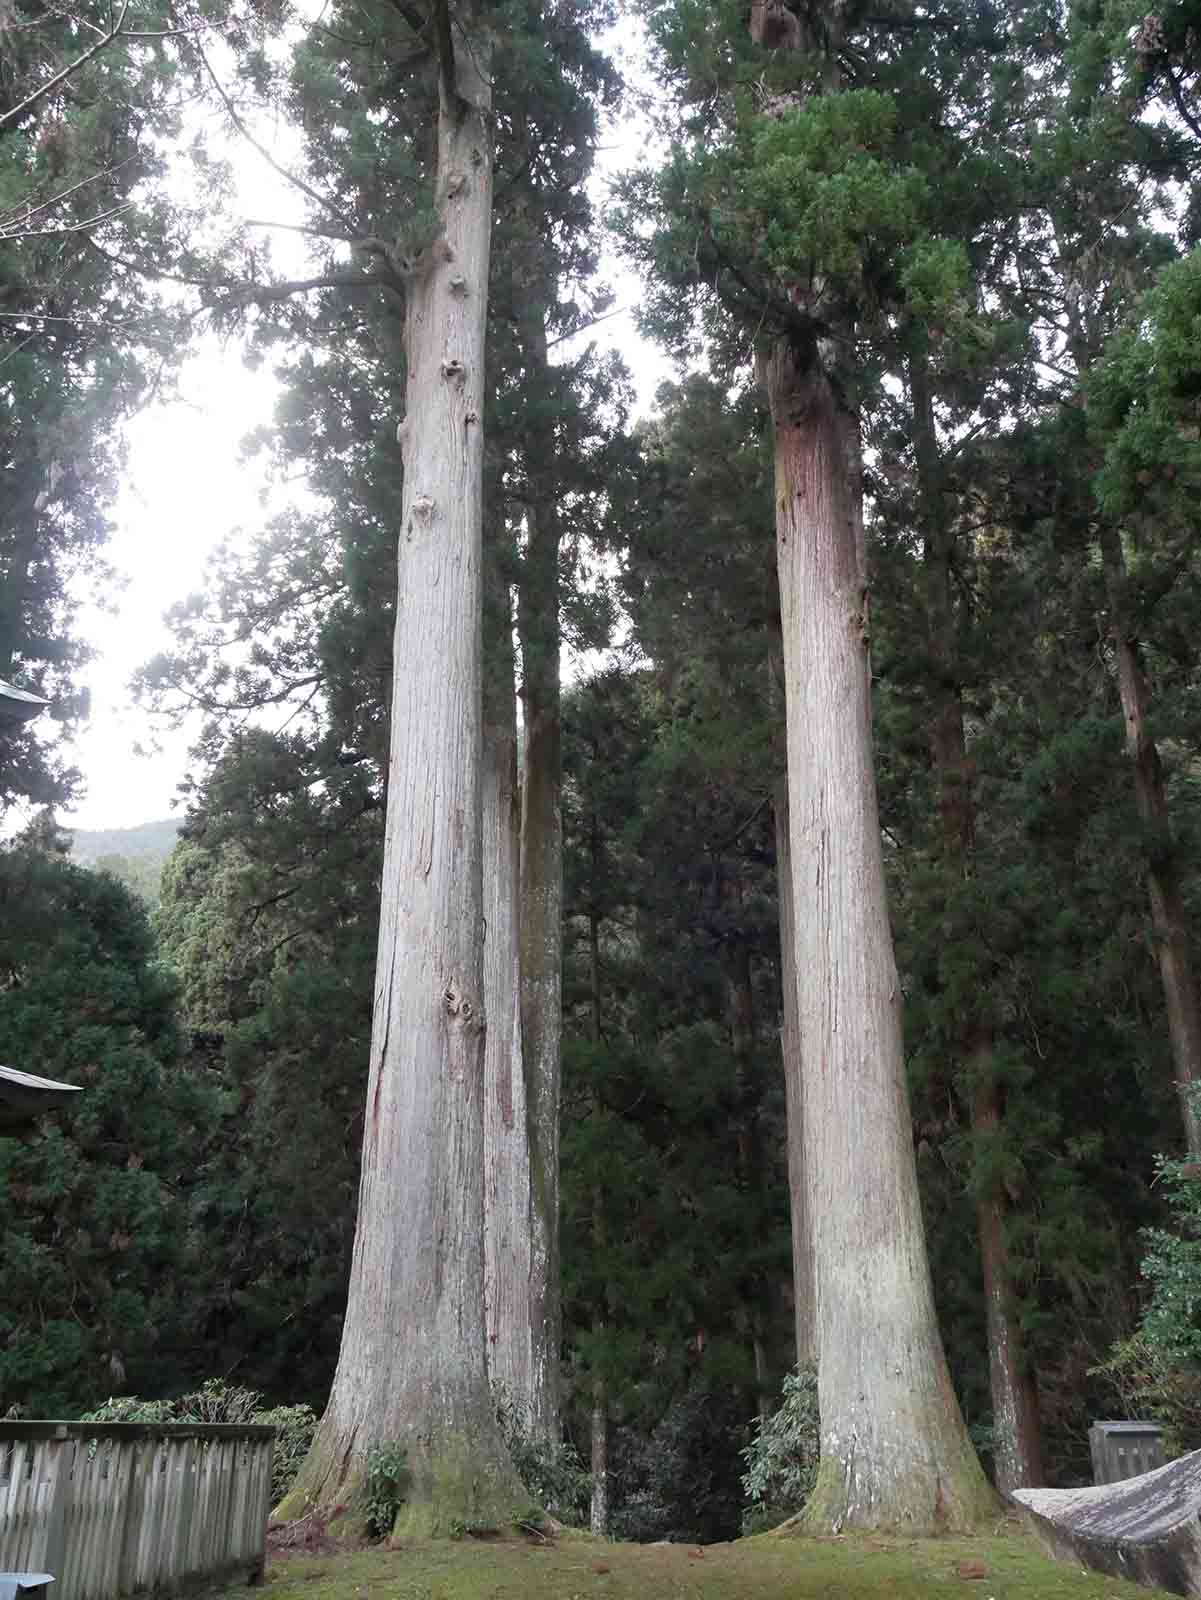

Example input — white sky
[52,27,671,835]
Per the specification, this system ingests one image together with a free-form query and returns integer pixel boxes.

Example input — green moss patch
[238,1525,1173,1600]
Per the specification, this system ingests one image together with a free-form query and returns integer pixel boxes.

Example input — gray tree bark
[765,341,994,1532]
[1100,523,1201,1156]
[774,777,816,1368]
[482,572,537,1422]
[279,18,524,1534]
[587,878,609,1538]
[589,1370,609,1536]
[517,471,563,1441]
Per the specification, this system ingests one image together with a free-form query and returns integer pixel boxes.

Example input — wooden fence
[0,1423,276,1600]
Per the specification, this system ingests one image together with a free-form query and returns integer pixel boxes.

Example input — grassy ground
[241,1525,1173,1600]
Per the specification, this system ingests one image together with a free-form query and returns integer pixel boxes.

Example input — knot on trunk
[1132,11,1165,52]
[443,977,482,1029]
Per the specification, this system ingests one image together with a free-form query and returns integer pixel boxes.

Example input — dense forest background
[7,0,1201,1543]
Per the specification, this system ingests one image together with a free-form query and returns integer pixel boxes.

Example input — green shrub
[252,1403,318,1503]
[1094,1116,1201,1458]
[495,1391,591,1524]
[1138,1151,1201,1369]
[609,1390,747,1544]
[80,1381,317,1504]
[363,1440,410,1538]
[740,1365,820,1534]
[1094,1333,1201,1457]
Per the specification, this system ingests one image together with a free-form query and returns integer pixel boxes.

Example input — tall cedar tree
[275,0,529,1531]
[620,0,994,1527]
[143,0,622,1525]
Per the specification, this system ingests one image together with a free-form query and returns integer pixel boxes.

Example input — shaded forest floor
[242,1525,1171,1600]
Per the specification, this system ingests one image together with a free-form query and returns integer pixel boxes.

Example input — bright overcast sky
[52,25,671,835]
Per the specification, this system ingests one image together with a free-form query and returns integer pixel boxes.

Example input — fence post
[41,1432,72,1586]
[116,1440,147,1596]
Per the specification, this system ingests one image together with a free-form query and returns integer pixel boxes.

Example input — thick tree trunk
[1100,524,1201,1155]
[279,29,524,1535]
[589,1369,609,1536]
[766,342,993,1531]
[911,347,1043,1493]
[774,776,816,1368]
[0,464,44,678]
[482,574,537,1420]
[517,470,563,1440]
[725,939,775,1414]
[973,1062,1044,1493]
[587,892,609,1538]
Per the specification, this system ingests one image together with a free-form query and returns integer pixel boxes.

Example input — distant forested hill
[71,817,182,907]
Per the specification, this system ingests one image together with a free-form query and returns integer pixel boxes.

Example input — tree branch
[85,235,398,303]
[1,201,131,240]
[0,0,130,128]
[1166,63,1201,144]
[546,304,630,348]
[0,156,137,232]
[696,215,825,356]
[187,32,359,238]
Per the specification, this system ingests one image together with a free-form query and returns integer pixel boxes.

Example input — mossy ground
[236,1524,1173,1600]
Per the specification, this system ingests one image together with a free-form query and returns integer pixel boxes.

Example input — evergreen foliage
[0,842,221,1414]
[10,0,1201,1539]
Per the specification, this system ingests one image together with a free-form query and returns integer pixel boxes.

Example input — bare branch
[187,32,359,237]
[546,304,630,348]
[0,201,131,240]
[1165,63,1201,145]
[84,233,400,303]
[220,272,397,303]
[243,216,355,240]
[0,0,130,128]
[66,7,221,39]
[0,156,137,232]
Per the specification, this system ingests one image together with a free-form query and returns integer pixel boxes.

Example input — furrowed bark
[973,1061,1044,1492]
[279,21,524,1535]
[1100,522,1201,1156]
[911,344,1043,1493]
[774,775,816,1368]
[518,453,563,1440]
[725,924,774,1416]
[589,1365,609,1536]
[766,341,994,1532]
[745,0,990,1527]
[587,864,609,1538]
[483,566,537,1424]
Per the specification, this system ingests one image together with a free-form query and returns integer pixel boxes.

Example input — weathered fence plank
[0,1424,274,1600]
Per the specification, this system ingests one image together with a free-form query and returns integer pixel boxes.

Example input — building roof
[0,678,50,727]
[0,1064,82,1130]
